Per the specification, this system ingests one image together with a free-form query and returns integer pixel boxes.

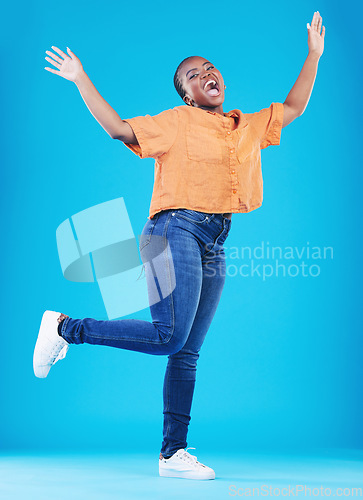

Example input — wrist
[75,69,87,86]
[308,51,321,62]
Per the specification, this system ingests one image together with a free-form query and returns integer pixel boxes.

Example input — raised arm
[282,11,325,128]
[44,46,138,144]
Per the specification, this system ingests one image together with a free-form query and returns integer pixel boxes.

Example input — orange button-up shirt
[123,102,284,219]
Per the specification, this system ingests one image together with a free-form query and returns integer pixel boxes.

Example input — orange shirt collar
[204,109,238,117]
[198,107,249,127]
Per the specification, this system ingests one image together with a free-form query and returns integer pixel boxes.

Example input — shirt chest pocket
[185,124,224,164]
[235,123,257,164]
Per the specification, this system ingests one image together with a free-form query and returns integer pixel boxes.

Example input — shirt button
[227,131,231,135]
[231,170,235,174]
[233,189,237,194]
[230,149,234,154]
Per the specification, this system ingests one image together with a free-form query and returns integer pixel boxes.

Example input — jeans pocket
[139,216,159,251]
[174,209,211,225]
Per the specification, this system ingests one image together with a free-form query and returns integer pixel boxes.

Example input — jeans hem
[60,316,71,340]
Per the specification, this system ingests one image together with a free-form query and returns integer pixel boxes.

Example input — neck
[196,103,224,115]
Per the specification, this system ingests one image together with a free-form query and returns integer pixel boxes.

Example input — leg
[59,211,204,356]
[160,244,227,458]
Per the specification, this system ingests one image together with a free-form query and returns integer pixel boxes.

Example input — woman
[33,12,325,480]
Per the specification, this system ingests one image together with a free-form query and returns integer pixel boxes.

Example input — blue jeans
[59,208,232,458]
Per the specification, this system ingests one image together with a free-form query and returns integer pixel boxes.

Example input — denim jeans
[59,208,232,458]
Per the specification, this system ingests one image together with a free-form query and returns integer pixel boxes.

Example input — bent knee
[160,335,185,355]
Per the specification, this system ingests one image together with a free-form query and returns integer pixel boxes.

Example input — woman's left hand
[307,11,325,58]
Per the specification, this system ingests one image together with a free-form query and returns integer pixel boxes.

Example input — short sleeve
[245,102,284,150]
[122,108,179,159]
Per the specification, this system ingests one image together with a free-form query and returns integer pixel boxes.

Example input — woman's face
[180,56,225,111]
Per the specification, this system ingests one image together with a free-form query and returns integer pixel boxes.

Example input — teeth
[204,79,217,90]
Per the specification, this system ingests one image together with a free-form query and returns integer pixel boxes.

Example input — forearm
[75,70,125,138]
[284,52,320,115]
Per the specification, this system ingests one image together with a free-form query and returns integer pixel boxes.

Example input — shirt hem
[148,203,263,219]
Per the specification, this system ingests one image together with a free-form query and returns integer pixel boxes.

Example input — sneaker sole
[159,468,215,480]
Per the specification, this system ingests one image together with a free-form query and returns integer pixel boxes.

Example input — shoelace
[54,344,69,363]
[48,339,68,365]
[178,447,198,465]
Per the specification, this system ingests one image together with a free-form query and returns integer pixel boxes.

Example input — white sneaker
[33,310,70,378]
[159,447,215,480]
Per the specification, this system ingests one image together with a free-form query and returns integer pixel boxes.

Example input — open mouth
[203,79,221,97]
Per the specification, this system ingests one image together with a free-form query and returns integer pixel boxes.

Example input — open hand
[307,11,325,57]
[44,46,84,83]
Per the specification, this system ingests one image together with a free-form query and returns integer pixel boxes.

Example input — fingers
[50,45,68,60]
[44,46,68,70]
[311,12,315,28]
[44,45,77,76]
[310,11,323,34]
[312,11,318,29]
[45,56,61,70]
[44,46,75,69]
[45,50,63,65]
[44,67,60,75]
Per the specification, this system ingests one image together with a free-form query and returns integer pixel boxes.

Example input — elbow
[110,132,121,140]
[111,134,125,141]
[110,120,127,141]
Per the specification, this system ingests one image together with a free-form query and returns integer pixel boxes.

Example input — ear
[183,94,193,106]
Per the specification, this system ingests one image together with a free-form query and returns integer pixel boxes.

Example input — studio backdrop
[1,0,362,453]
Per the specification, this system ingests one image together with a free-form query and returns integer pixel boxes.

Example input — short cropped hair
[173,56,200,102]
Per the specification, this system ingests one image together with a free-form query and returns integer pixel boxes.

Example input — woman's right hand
[44,46,84,83]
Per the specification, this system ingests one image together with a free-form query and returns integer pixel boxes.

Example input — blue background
[1,0,362,455]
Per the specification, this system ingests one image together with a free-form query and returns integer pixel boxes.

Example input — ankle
[57,313,69,337]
